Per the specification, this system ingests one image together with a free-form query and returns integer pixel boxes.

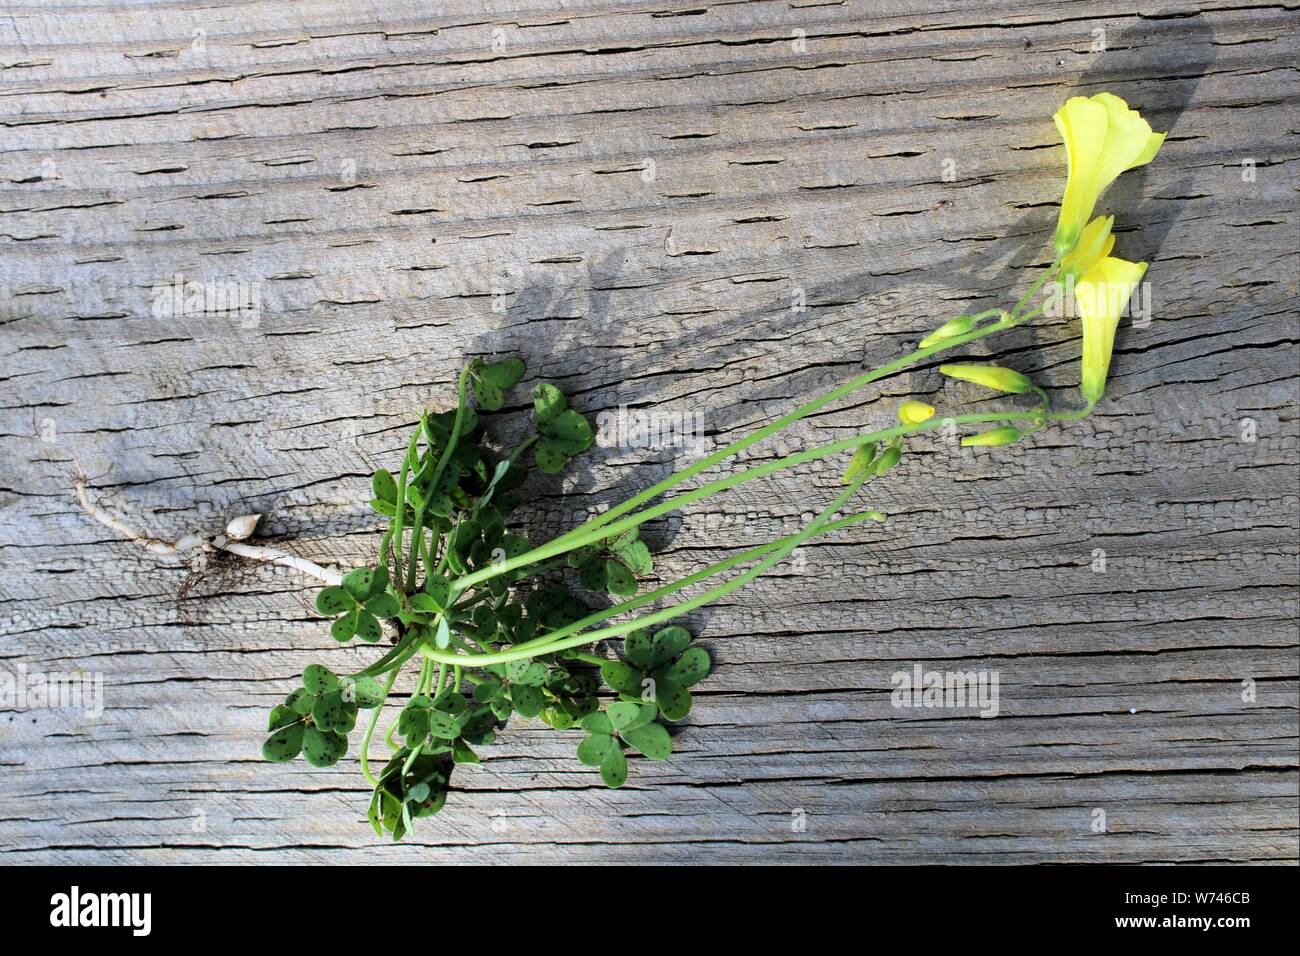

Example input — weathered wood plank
[1,0,1297,863]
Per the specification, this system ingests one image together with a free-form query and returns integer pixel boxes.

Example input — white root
[219,542,342,585]
[72,470,343,586]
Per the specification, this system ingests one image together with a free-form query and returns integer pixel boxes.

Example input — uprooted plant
[76,93,1164,839]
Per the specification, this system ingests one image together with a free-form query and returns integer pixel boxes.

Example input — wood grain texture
[1,0,1297,863]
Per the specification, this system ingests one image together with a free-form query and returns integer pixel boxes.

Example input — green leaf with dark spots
[330,607,360,642]
[285,688,315,715]
[364,592,399,619]
[577,732,615,767]
[342,566,382,602]
[478,358,525,389]
[622,721,671,761]
[663,646,711,687]
[268,704,299,732]
[535,438,569,474]
[302,664,338,695]
[624,629,655,670]
[600,660,643,697]
[354,610,382,644]
[656,679,692,721]
[426,710,461,740]
[347,675,385,709]
[580,712,612,736]
[605,559,638,597]
[649,626,691,667]
[302,726,348,767]
[315,586,354,616]
[262,723,304,762]
[472,377,505,411]
[510,684,544,718]
[372,469,398,505]
[533,383,566,424]
[600,745,628,788]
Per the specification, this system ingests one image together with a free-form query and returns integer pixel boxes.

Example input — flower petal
[1076,256,1148,401]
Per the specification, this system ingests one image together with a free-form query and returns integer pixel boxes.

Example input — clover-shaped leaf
[284,687,314,715]
[302,664,339,695]
[602,627,712,721]
[426,709,461,740]
[533,383,566,424]
[471,357,525,411]
[315,586,353,615]
[622,721,671,761]
[580,711,612,736]
[600,659,644,697]
[505,659,547,687]
[311,690,358,734]
[398,699,431,743]
[608,701,656,734]
[370,468,399,515]
[317,567,395,643]
[302,725,348,767]
[262,723,305,762]
[533,384,595,474]
[571,530,649,598]
[605,559,637,597]
[575,702,666,787]
[343,674,386,709]
[509,683,544,718]
[267,704,298,731]
[575,731,627,788]
[418,576,452,613]
[342,565,387,602]
[661,646,710,687]
[610,530,653,576]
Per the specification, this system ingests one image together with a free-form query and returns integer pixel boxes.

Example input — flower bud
[842,442,876,484]
[872,446,902,474]
[961,426,1022,447]
[897,400,936,425]
[940,364,1034,394]
[919,315,975,348]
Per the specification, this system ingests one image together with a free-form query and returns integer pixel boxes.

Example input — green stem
[1010,260,1059,320]
[359,665,401,787]
[452,410,1039,591]
[390,429,421,598]
[352,624,424,679]
[502,509,887,661]
[1048,398,1097,421]
[405,510,425,593]
[422,470,875,668]
[565,650,608,666]
[534,304,1029,553]
[428,366,473,509]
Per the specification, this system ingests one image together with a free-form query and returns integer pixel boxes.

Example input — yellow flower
[1054,93,1165,256]
[1075,256,1148,401]
[1058,215,1114,282]
[898,400,936,425]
